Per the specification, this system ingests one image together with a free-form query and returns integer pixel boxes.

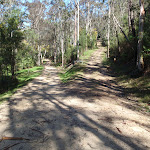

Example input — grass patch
[0,66,44,104]
[59,48,97,83]
[102,54,150,110]
[59,64,85,83]
[80,49,96,60]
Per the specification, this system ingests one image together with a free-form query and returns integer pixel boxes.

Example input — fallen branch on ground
[30,128,45,135]
[116,127,122,134]
[0,137,30,142]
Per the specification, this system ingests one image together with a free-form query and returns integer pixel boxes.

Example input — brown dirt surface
[0,44,150,150]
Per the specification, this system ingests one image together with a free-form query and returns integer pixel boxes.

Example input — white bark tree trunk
[128,0,131,32]
[37,45,41,66]
[61,36,64,67]
[86,1,89,51]
[137,0,145,71]
[74,9,77,46]
[77,0,80,60]
[107,0,110,58]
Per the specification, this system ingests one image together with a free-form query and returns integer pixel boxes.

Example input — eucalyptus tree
[70,0,80,60]
[25,0,46,66]
[107,0,110,58]
[137,0,145,71]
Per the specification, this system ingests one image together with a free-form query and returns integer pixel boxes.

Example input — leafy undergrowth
[102,56,150,111]
[59,49,96,83]
[0,66,44,104]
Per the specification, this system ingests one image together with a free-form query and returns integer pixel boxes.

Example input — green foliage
[80,49,96,60]
[0,6,42,95]
[101,37,107,47]
[107,1,150,72]
[16,43,37,70]
[91,29,98,48]
[87,29,98,49]
[56,28,98,67]
[24,29,38,45]
[87,34,91,48]
[109,31,136,64]
[0,8,24,77]
[143,6,150,69]
[79,29,86,51]
[59,48,96,83]
[64,45,76,64]
[0,66,44,104]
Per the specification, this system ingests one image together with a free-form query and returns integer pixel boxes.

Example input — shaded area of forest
[104,1,150,72]
[101,1,150,106]
[102,57,150,109]
[0,66,43,104]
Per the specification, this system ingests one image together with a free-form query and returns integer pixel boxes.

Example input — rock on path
[0,48,150,150]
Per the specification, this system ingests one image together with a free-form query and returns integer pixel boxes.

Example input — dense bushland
[101,0,150,104]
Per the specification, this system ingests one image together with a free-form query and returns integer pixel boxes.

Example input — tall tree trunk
[54,16,57,64]
[77,0,79,60]
[61,37,64,67]
[86,1,89,51]
[115,26,120,57]
[41,53,43,64]
[41,49,46,63]
[113,14,130,42]
[129,1,137,63]
[74,9,77,46]
[11,49,15,79]
[129,0,136,37]
[137,0,145,71]
[60,9,64,67]
[128,0,132,32]
[11,48,18,79]
[10,30,15,79]
[54,27,57,64]
[107,0,110,58]
[37,45,41,66]
[131,9,136,37]
[54,52,57,64]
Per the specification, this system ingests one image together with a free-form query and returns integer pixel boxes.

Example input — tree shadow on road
[0,70,147,149]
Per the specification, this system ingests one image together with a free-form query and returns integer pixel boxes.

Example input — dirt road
[0,46,150,150]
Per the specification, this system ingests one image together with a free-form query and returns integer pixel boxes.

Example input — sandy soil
[0,45,150,150]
